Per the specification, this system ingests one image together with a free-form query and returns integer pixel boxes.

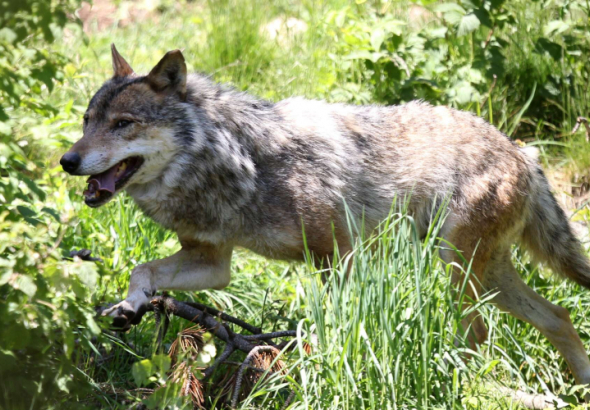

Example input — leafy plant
[0,1,105,409]
[4,0,590,408]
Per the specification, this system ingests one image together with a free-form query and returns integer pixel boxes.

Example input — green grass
[5,0,590,408]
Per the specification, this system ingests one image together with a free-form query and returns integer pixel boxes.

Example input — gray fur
[63,50,590,386]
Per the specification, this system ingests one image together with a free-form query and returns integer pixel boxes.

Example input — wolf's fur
[63,46,590,386]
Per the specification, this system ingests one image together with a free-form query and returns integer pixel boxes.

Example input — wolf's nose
[60,152,81,174]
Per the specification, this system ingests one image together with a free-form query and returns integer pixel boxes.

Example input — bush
[0,1,104,409]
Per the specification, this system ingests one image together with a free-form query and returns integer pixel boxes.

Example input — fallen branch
[184,300,262,335]
[150,295,298,356]
[148,295,303,408]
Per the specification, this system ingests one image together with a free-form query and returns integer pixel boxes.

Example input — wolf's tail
[520,147,590,288]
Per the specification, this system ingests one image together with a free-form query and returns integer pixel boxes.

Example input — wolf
[61,45,590,387]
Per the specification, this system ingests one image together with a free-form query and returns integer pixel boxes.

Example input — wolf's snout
[60,152,81,174]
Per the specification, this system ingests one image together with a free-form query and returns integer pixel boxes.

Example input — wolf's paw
[101,293,149,330]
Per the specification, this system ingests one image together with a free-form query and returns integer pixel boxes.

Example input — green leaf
[41,207,60,223]
[16,205,37,218]
[535,37,563,60]
[151,354,171,375]
[76,263,99,291]
[56,376,71,393]
[83,311,101,335]
[370,28,386,51]
[451,81,479,105]
[544,20,570,36]
[0,121,11,135]
[132,359,154,387]
[22,177,47,201]
[23,216,42,227]
[13,274,37,297]
[0,28,17,44]
[0,269,12,286]
[0,107,8,122]
[434,3,466,25]
[457,14,480,36]
[434,3,466,14]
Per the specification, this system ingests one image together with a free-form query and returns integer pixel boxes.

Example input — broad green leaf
[56,376,71,393]
[0,266,12,285]
[76,263,99,291]
[434,3,466,14]
[151,354,171,375]
[0,28,17,44]
[544,20,570,36]
[41,207,60,223]
[535,37,563,60]
[434,3,466,25]
[457,14,480,36]
[13,274,37,297]
[0,121,10,135]
[451,81,479,104]
[22,177,47,201]
[132,359,154,387]
[16,205,37,218]
[370,28,386,51]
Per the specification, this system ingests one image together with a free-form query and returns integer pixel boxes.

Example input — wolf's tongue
[86,164,119,194]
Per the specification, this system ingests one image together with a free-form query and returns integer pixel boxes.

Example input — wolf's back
[520,147,590,288]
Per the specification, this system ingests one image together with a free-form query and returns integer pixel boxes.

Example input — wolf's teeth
[118,162,127,176]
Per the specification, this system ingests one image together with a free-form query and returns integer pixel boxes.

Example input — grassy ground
[5,0,590,408]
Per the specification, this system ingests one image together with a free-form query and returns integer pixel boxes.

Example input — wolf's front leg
[102,241,233,328]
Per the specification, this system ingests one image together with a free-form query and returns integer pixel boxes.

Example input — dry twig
[572,116,590,142]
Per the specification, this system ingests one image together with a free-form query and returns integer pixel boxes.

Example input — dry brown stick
[243,330,297,340]
[151,296,258,353]
[281,389,297,410]
[202,342,235,380]
[184,301,262,334]
[151,296,304,352]
[483,26,495,49]
[572,116,590,142]
[152,304,170,354]
[482,74,498,109]
[231,345,281,409]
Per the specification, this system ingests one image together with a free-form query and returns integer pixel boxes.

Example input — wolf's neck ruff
[125,74,272,240]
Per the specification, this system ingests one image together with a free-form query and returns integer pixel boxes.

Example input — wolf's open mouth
[83,156,143,207]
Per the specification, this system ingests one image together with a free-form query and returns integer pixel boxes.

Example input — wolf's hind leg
[483,250,590,386]
[440,237,490,350]
[102,242,233,328]
[447,262,489,350]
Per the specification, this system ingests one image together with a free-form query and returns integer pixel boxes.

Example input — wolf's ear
[111,44,134,78]
[146,50,187,101]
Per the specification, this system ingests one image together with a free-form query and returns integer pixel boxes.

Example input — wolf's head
[60,45,189,207]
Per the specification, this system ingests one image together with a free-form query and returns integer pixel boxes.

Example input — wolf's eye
[83,114,89,127]
[115,120,132,129]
